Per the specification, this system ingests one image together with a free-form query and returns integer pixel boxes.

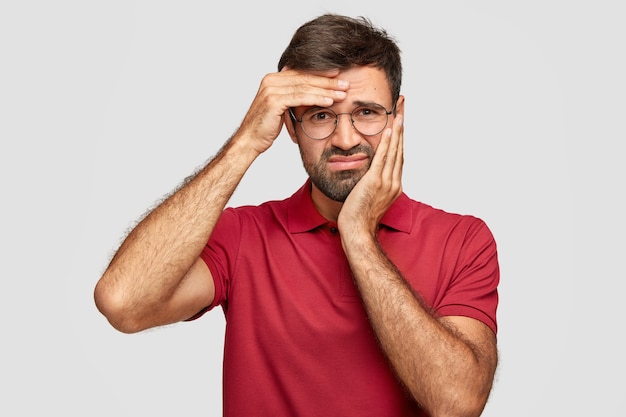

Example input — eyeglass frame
[288,102,396,140]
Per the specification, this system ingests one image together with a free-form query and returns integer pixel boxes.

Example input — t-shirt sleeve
[435,217,500,334]
[186,208,241,321]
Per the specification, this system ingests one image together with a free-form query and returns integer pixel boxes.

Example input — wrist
[340,228,379,257]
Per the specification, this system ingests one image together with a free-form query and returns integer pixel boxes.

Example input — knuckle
[260,73,275,88]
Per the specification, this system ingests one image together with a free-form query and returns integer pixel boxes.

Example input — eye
[306,109,335,123]
[353,105,384,120]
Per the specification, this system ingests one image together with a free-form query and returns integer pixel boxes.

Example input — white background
[1,1,624,415]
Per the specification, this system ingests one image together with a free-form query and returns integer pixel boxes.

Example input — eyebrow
[308,100,386,111]
[352,100,381,107]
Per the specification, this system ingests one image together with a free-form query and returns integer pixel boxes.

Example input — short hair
[278,13,402,106]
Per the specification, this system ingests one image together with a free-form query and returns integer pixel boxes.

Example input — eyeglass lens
[299,104,389,140]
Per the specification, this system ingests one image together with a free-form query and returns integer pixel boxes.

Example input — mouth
[326,154,369,171]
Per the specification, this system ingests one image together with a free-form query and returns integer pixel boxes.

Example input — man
[95,13,499,417]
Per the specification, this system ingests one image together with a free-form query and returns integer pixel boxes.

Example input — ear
[394,95,405,117]
[283,110,299,143]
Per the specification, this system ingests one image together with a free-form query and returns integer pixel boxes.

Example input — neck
[310,184,343,222]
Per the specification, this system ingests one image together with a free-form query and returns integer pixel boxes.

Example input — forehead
[336,66,392,106]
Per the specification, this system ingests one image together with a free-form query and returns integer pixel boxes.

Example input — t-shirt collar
[287,179,412,234]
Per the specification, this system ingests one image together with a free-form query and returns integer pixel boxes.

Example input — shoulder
[215,196,292,235]
[409,197,488,230]
[402,197,497,251]
[220,181,318,231]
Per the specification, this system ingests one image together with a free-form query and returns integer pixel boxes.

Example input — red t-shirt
[198,180,499,416]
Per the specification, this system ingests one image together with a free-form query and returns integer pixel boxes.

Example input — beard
[300,144,374,202]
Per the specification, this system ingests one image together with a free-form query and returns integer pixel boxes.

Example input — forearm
[344,235,493,417]
[95,135,258,329]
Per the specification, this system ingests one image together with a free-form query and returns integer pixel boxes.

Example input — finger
[287,72,349,107]
[391,115,404,187]
[286,87,347,108]
[271,69,349,91]
[381,125,398,183]
[379,115,403,187]
[261,74,349,112]
[281,66,340,77]
[370,126,391,176]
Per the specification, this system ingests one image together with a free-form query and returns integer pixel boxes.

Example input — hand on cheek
[338,114,404,236]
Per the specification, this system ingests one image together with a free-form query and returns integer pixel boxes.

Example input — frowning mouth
[326,154,368,171]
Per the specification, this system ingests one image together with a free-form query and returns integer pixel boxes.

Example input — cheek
[366,136,382,153]
[298,142,325,164]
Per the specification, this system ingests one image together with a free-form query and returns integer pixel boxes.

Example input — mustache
[321,144,374,159]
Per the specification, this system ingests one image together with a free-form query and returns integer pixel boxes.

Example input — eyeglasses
[289,103,394,140]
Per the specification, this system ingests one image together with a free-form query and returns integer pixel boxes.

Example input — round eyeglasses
[289,103,394,140]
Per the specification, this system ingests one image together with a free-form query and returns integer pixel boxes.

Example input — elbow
[426,400,488,417]
[94,276,145,334]
[418,382,492,417]
[453,397,490,417]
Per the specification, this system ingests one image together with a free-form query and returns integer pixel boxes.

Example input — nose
[330,112,361,150]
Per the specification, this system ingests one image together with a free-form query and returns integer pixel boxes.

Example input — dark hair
[278,13,402,105]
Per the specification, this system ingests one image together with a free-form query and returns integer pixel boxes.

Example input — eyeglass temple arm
[288,107,301,122]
